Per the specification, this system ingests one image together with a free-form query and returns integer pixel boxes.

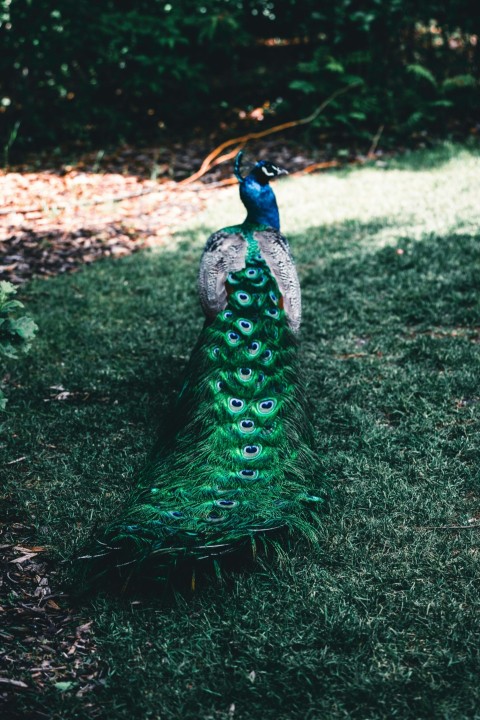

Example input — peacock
[80,152,326,590]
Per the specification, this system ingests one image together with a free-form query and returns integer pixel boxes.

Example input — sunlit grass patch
[192,141,480,246]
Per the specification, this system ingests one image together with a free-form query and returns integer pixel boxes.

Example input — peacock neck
[240,175,280,231]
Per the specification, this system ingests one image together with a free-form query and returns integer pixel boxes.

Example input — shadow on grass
[3,216,480,548]
[384,140,480,171]
[2,215,480,719]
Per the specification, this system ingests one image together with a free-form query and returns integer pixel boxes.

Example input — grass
[2,142,480,719]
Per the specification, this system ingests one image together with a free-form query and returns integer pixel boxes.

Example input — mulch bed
[0,137,335,285]
[0,171,211,284]
[0,521,105,718]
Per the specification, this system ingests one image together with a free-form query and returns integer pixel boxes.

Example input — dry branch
[298,160,341,174]
[367,124,385,158]
[0,85,362,223]
[178,82,362,186]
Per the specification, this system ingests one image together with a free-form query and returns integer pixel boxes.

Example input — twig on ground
[207,177,240,188]
[413,523,480,531]
[367,124,385,158]
[0,677,29,689]
[1,86,362,221]
[298,160,341,174]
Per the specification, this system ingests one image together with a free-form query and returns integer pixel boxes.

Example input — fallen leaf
[13,545,45,553]
[0,678,29,688]
[76,621,93,634]
[45,599,61,610]
[10,553,37,563]
[54,681,75,691]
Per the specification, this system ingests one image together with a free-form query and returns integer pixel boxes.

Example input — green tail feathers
[80,243,326,588]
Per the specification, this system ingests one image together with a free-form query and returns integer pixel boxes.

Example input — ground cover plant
[1,143,480,719]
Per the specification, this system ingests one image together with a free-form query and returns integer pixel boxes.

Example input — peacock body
[83,153,326,588]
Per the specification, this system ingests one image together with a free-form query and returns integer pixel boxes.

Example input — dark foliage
[0,1,479,157]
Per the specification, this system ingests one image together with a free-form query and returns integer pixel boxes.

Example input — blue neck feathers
[240,174,280,230]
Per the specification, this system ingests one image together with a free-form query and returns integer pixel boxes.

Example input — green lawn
[2,143,480,719]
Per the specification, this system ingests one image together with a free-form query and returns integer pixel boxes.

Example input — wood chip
[0,677,29,688]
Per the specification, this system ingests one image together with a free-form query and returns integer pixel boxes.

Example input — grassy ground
[2,143,480,719]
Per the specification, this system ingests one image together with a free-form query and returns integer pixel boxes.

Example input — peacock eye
[247,340,261,356]
[246,268,258,278]
[251,273,267,287]
[257,398,277,414]
[168,510,185,519]
[257,371,265,384]
[215,499,237,508]
[211,346,220,358]
[242,444,262,459]
[238,468,258,479]
[239,418,255,433]
[227,331,240,345]
[207,512,225,523]
[269,291,278,304]
[227,272,240,284]
[238,367,253,381]
[261,349,273,363]
[266,308,279,318]
[237,319,253,335]
[223,310,233,320]
[236,291,252,305]
[228,397,245,413]
[216,380,225,391]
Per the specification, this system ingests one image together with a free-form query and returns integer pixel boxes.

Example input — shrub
[0,282,38,409]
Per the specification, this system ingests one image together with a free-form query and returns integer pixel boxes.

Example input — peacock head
[234,152,288,185]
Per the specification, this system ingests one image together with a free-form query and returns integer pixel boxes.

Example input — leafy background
[0,0,479,154]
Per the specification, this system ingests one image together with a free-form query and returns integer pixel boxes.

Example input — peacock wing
[253,228,302,334]
[198,229,247,320]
